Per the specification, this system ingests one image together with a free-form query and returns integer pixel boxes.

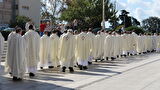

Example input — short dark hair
[15,27,22,33]
[52,30,57,33]
[29,25,34,30]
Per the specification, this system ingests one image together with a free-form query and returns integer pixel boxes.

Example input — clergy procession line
[1,25,160,81]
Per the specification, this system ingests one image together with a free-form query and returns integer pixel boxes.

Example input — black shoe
[101,59,104,61]
[124,55,127,57]
[69,67,74,73]
[111,57,116,60]
[78,65,83,70]
[9,72,12,76]
[29,72,35,77]
[17,78,22,81]
[13,76,18,81]
[62,66,66,72]
[83,66,88,70]
[95,59,98,62]
[106,57,108,60]
[40,67,43,69]
[127,52,130,56]
[13,76,22,81]
[130,54,133,56]
[88,62,92,65]
[48,66,54,69]
[117,55,119,58]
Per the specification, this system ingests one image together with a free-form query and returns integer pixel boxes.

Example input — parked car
[3,28,15,31]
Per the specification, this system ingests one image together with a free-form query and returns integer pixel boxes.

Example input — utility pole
[102,0,105,29]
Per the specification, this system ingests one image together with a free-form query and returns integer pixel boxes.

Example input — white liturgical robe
[23,30,40,73]
[39,34,50,67]
[121,34,129,55]
[0,33,4,64]
[136,36,143,53]
[59,32,75,67]
[50,34,60,67]
[87,32,95,62]
[5,33,26,78]
[93,34,102,59]
[104,35,114,58]
[75,32,90,66]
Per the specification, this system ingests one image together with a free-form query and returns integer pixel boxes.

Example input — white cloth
[75,32,90,66]
[151,35,157,50]
[23,30,40,73]
[156,36,160,52]
[59,32,75,67]
[50,34,60,67]
[5,33,26,78]
[87,32,95,62]
[0,33,4,65]
[136,36,143,53]
[121,34,129,55]
[100,32,106,59]
[93,34,102,59]
[113,35,122,57]
[39,34,50,67]
[104,35,114,58]
[129,33,138,54]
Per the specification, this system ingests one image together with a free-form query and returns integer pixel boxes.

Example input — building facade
[0,0,12,26]
[18,0,41,27]
[0,0,40,27]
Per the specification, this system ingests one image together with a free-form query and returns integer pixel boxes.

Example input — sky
[113,0,160,21]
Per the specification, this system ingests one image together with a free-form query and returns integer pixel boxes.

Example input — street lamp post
[102,0,105,29]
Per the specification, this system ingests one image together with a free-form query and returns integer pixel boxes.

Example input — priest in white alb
[59,29,75,72]
[5,27,26,81]
[50,30,60,67]
[87,28,95,64]
[0,32,4,65]
[104,32,114,60]
[93,31,102,61]
[75,29,90,70]
[23,25,40,77]
[39,31,50,69]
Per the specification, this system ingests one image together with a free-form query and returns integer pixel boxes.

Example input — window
[22,6,29,10]
[15,4,18,9]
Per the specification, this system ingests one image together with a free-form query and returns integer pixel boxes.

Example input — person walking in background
[40,21,46,37]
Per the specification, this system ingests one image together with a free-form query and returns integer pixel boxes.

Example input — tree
[142,17,160,33]
[125,26,144,35]
[10,16,30,30]
[119,10,132,28]
[41,0,66,23]
[131,17,140,26]
[60,0,118,29]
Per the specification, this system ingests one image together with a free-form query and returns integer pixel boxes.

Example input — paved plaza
[1,53,160,90]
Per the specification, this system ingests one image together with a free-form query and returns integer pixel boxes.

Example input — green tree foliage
[142,17,160,33]
[60,0,117,29]
[119,10,132,28]
[41,0,65,24]
[125,26,144,35]
[10,16,30,30]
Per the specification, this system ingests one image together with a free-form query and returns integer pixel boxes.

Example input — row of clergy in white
[0,26,160,80]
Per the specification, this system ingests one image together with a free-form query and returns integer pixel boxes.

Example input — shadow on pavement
[0,75,74,90]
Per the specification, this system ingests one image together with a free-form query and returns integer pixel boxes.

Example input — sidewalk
[1,53,160,90]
